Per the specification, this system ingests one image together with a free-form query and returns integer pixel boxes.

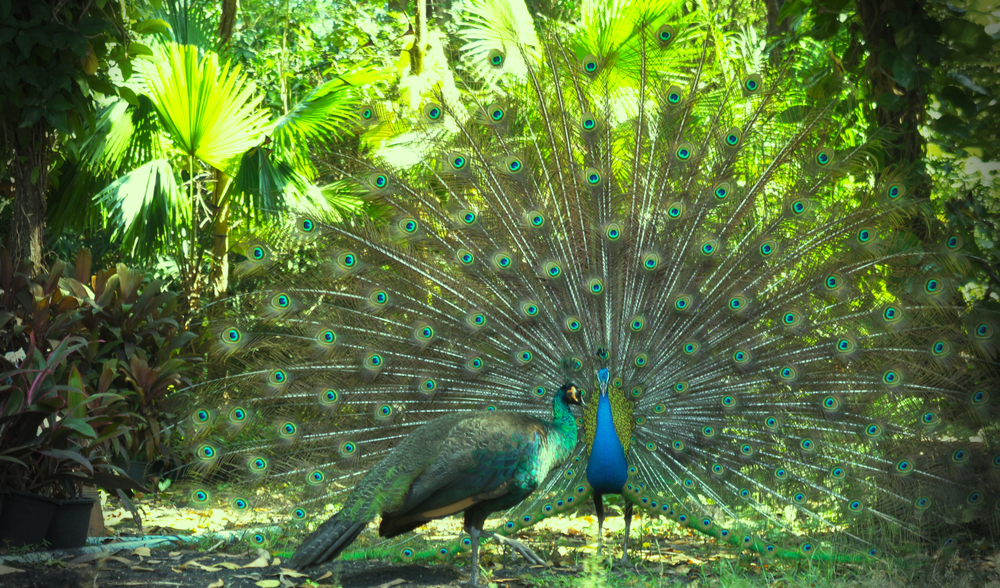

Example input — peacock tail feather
[178,0,999,564]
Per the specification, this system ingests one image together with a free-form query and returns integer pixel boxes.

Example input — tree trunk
[845,0,932,245]
[853,0,929,197]
[410,0,427,75]
[208,169,232,302]
[765,0,788,62]
[218,0,237,49]
[7,122,52,276]
[209,0,236,304]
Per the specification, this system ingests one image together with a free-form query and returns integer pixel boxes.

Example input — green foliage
[763,0,1000,288]
[143,43,270,172]
[0,0,128,138]
[41,0,379,299]
[0,247,199,498]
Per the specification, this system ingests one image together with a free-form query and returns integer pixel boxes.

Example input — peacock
[180,0,1000,574]
[288,383,582,586]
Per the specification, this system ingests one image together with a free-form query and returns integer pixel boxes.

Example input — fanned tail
[175,0,1000,564]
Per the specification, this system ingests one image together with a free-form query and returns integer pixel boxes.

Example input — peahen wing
[178,1,999,563]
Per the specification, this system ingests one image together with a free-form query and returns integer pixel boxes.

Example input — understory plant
[0,248,199,501]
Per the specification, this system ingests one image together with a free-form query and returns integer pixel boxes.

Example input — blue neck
[585,392,629,495]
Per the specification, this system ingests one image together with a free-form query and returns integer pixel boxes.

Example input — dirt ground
[3,495,999,588]
[0,547,699,588]
[4,537,1000,588]
[0,495,724,588]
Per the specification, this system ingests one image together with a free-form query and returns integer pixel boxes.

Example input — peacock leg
[620,501,633,565]
[468,526,483,587]
[593,494,606,555]
[479,531,546,565]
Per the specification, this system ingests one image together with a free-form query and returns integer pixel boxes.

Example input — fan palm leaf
[141,43,268,174]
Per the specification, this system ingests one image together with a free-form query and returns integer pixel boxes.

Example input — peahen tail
[177,0,999,563]
[290,509,370,568]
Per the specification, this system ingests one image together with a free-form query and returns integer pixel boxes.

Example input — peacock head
[597,367,610,398]
[560,383,584,406]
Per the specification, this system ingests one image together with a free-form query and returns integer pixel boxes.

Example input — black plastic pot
[0,490,59,548]
[44,497,96,550]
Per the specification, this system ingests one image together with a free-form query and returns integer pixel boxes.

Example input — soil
[0,548,682,588]
[3,542,1000,588]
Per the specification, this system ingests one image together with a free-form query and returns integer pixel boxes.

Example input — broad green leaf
[141,43,268,173]
[65,364,88,419]
[134,19,171,36]
[129,43,154,57]
[94,159,191,261]
[942,19,993,55]
[40,449,94,473]
[59,417,98,438]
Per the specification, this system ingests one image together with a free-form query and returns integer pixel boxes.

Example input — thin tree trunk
[218,0,237,50]
[6,121,51,276]
[411,0,427,75]
[279,0,290,114]
[178,155,202,325]
[765,0,788,62]
[211,0,238,306]
[208,170,232,302]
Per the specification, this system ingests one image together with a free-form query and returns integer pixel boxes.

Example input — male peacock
[181,1,999,572]
[288,384,582,585]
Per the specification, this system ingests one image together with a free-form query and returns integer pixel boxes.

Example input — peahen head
[560,383,583,406]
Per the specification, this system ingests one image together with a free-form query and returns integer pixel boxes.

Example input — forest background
[1,0,997,308]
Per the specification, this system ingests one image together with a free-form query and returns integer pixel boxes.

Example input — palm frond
[230,146,309,220]
[94,159,191,262]
[270,67,387,147]
[156,0,215,52]
[80,96,164,175]
[141,43,269,174]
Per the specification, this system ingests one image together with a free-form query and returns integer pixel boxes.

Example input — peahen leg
[469,526,482,587]
[620,501,633,565]
[593,494,605,555]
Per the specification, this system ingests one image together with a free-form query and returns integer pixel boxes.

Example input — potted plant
[0,336,141,549]
[0,249,197,548]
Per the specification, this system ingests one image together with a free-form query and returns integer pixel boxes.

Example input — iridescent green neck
[549,393,578,455]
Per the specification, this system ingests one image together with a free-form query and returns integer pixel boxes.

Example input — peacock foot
[483,532,547,566]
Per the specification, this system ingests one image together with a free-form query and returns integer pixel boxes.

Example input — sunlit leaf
[94,159,191,261]
[141,43,268,173]
[81,96,163,174]
[154,0,214,51]
[270,67,386,146]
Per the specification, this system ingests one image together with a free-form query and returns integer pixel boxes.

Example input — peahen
[181,1,1000,571]
[288,383,582,585]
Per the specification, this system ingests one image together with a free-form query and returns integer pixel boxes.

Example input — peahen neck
[585,392,629,495]
[539,392,579,473]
